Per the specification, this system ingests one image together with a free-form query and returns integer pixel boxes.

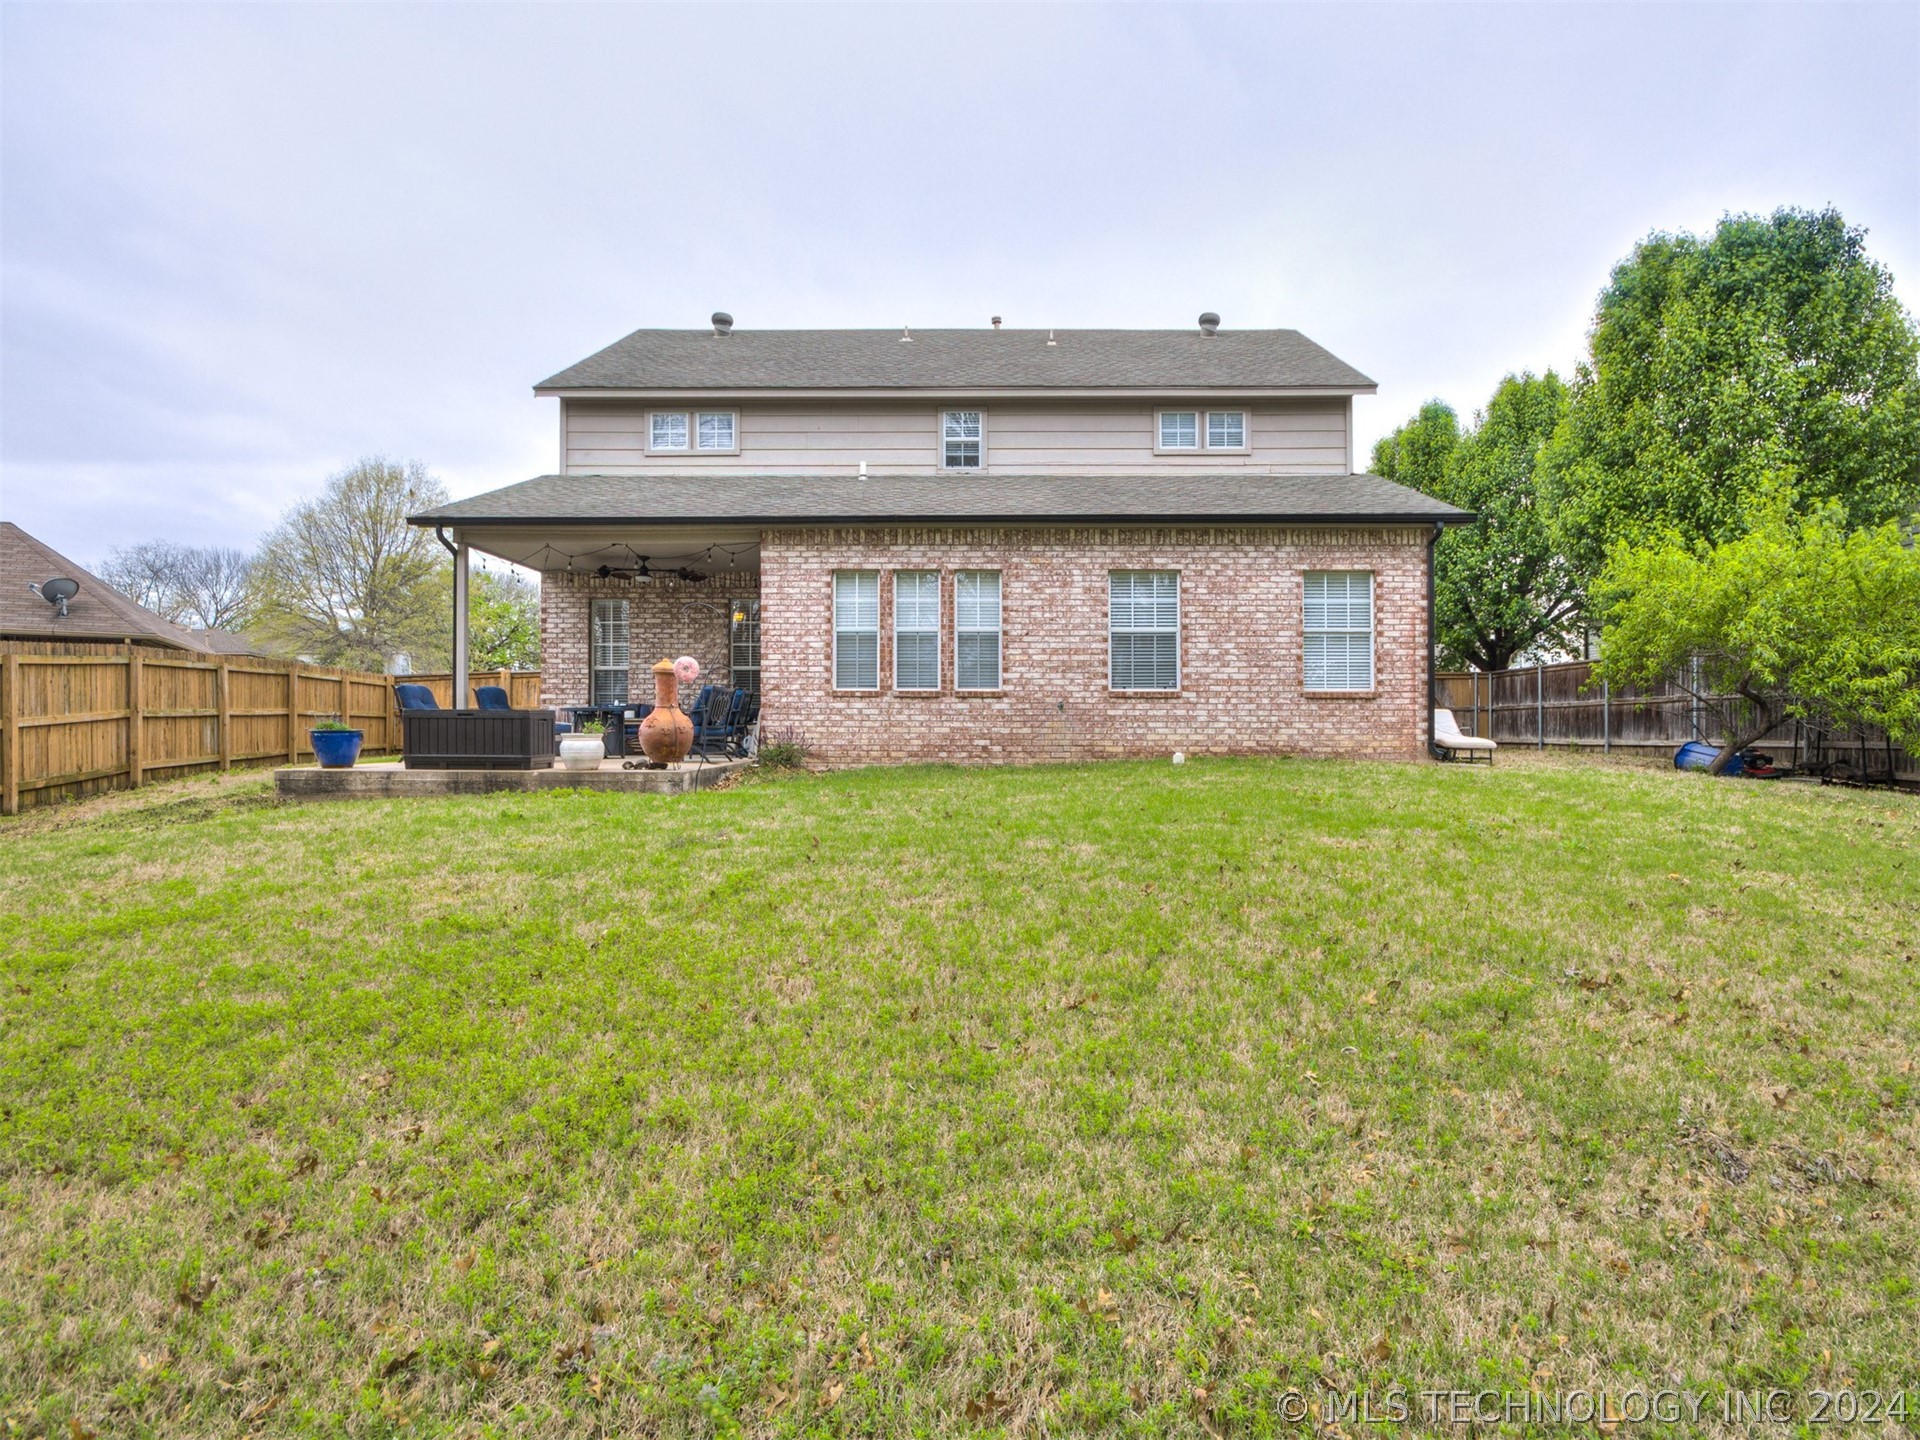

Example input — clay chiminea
[637,657,693,764]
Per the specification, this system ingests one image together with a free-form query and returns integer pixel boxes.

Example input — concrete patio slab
[275,757,750,800]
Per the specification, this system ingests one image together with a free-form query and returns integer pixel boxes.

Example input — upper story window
[648,411,738,454]
[942,411,983,469]
[697,412,736,450]
[651,412,689,451]
[1157,410,1248,453]
[1159,411,1199,450]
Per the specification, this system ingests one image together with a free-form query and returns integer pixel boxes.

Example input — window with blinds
[590,598,630,705]
[1207,410,1246,448]
[1109,571,1180,691]
[942,411,983,468]
[696,411,736,450]
[1158,411,1198,449]
[893,571,940,691]
[730,599,761,695]
[1303,571,1374,690]
[649,412,688,451]
[833,571,880,689]
[954,570,1001,689]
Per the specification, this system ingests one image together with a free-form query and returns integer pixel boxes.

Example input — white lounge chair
[1432,708,1496,764]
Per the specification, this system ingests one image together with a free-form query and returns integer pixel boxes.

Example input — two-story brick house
[410,314,1470,764]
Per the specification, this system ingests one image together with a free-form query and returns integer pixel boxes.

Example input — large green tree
[1545,207,1920,580]
[1594,494,1920,773]
[469,568,541,671]
[1373,373,1581,671]
[250,458,452,671]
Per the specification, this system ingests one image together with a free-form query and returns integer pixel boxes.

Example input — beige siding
[562,400,1350,475]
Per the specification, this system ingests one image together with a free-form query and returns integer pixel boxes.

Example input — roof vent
[900,325,912,342]
[991,316,1002,330]
[711,312,733,336]
[1046,329,1057,347]
[28,576,79,618]
[1199,312,1220,336]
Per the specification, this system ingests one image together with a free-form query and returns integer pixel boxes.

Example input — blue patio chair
[475,685,511,710]
[690,687,738,757]
[394,683,439,711]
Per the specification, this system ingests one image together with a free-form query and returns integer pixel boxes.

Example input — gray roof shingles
[536,328,1376,392]
[413,473,1469,527]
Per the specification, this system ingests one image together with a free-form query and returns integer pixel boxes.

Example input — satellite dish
[28,576,79,618]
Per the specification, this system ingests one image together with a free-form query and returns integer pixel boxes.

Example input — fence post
[1536,665,1544,751]
[217,661,232,771]
[1602,679,1611,756]
[1690,657,1703,742]
[286,665,301,764]
[2,652,17,817]
[127,645,145,789]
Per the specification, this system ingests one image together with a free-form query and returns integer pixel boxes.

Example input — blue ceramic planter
[311,728,365,768]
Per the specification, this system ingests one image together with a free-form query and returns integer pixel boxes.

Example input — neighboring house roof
[536,328,1376,394]
[0,522,262,654]
[413,472,1470,528]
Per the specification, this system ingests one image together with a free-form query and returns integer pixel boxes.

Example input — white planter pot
[558,734,605,770]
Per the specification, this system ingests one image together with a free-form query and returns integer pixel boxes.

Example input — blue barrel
[1675,741,1744,775]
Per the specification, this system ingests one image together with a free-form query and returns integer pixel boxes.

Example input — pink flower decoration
[674,656,700,685]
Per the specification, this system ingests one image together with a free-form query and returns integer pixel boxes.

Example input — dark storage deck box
[401,710,557,770]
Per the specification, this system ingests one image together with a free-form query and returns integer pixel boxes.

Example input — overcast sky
[2,1,1915,567]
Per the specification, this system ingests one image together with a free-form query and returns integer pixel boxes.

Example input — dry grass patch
[1,755,1916,1437]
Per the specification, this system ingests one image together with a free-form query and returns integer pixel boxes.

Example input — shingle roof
[535,328,1375,393]
[413,473,1469,527]
[0,522,262,653]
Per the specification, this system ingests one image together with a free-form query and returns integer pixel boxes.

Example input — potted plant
[310,716,364,769]
[559,719,607,771]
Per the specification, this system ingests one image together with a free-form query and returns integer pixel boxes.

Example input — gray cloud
[3,2,1915,563]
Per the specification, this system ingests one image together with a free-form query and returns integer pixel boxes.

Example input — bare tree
[98,541,191,621]
[249,457,451,670]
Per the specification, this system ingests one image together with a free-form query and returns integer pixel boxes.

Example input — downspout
[1426,521,1443,760]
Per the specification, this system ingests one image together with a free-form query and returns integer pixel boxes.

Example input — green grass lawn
[1,757,1916,1438]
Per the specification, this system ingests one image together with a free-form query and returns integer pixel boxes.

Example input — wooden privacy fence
[1435,660,1918,779]
[0,643,545,815]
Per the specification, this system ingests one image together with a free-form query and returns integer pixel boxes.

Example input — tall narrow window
[590,598,630,705]
[696,412,736,450]
[833,571,880,690]
[650,412,688,451]
[729,599,761,695]
[1207,411,1246,448]
[942,411,983,468]
[954,570,1001,689]
[1109,571,1180,691]
[1158,411,1199,449]
[893,571,940,691]
[1303,571,1374,691]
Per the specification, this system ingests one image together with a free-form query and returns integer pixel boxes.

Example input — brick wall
[758,525,1432,764]
[538,569,760,709]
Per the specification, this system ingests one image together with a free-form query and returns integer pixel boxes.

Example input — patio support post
[452,538,471,709]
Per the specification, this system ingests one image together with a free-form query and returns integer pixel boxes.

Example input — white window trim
[1153,408,1251,455]
[1154,409,1201,453]
[1302,570,1376,693]
[589,597,631,706]
[646,410,741,456]
[1107,570,1181,693]
[939,409,988,471]
[832,570,881,692]
[892,570,941,692]
[953,569,1003,691]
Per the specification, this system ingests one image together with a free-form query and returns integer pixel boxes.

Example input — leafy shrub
[756,724,809,769]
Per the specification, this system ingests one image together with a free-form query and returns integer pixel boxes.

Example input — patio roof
[412,471,1472,530]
